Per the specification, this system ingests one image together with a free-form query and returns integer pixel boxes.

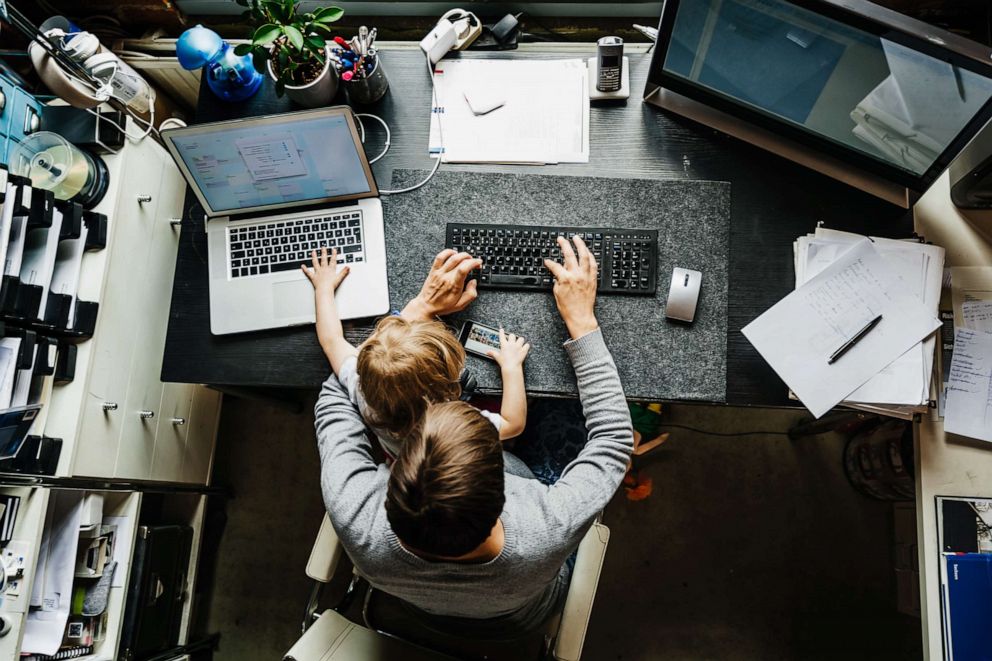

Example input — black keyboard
[445,223,658,295]
[228,211,365,279]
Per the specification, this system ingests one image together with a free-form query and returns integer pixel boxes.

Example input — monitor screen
[658,0,992,179]
[167,112,373,214]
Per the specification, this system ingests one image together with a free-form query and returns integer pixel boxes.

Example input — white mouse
[665,267,702,322]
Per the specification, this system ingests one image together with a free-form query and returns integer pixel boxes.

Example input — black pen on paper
[828,314,883,365]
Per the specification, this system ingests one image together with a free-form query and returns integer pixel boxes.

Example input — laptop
[162,106,389,335]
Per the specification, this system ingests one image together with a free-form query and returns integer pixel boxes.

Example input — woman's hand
[402,249,482,320]
[544,236,599,340]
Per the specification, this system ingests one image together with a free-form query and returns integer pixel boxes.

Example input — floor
[197,394,922,660]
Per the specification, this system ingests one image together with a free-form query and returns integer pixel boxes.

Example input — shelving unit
[0,115,222,660]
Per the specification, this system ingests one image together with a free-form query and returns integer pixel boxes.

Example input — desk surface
[162,44,912,405]
[913,172,992,660]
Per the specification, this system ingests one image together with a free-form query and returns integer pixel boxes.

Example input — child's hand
[302,247,350,295]
[488,328,530,371]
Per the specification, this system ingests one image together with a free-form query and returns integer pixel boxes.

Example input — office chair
[284,514,610,661]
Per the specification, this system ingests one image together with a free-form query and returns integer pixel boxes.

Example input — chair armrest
[553,522,610,661]
[307,513,344,583]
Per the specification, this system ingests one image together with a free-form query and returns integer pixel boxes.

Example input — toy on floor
[624,403,670,501]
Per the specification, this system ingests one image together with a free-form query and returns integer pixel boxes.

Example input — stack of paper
[428,59,590,164]
[743,235,943,419]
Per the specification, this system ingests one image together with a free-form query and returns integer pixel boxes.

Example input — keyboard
[445,223,658,295]
[228,211,365,279]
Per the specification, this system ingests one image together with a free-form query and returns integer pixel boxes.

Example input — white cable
[354,113,391,164]
[378,53,444,195]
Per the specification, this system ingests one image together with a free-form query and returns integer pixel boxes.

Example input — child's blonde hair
[357,316,466,440]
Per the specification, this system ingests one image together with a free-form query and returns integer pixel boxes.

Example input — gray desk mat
[381,170,730,402]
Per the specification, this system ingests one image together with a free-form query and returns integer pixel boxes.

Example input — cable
[378,53,443,196]
[656,423,790,438]
[354,113,390,164]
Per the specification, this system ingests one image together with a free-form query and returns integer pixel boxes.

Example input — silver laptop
[162,107,389,335]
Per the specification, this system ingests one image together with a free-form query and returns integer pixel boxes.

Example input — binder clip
[83,211,108,251]
[55,341,77,384]
[26,187,54,230]
[71,300,99,338]
[56,200,83,240]
[43,292,72,330]
[32,335,57,376]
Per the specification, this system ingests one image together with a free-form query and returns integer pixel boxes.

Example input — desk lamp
[177,25,263,102]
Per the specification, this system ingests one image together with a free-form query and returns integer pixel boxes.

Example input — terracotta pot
[267,46,338,107]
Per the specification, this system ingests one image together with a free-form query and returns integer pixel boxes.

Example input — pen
[827,314,883,365]
[333,36,352,51]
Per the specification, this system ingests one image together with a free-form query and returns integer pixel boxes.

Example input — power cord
[358,53,443,196]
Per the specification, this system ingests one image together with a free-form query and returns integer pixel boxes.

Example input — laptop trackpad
[272,280,314,318]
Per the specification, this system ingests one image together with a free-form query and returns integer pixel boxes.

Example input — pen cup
[344,55,389,105]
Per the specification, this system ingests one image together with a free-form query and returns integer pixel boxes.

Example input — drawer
[75,145,164,478]
[182,386,222,484]
[149,382,193,482]
[8,87,41,143]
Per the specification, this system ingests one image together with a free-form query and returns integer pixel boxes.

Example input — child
[303,247,529,458]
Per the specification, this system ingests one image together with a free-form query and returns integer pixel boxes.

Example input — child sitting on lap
[303,247,529,457]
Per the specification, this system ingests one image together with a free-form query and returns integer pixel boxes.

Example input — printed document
[944,328,992,443]
[428,59,589,164]
[743,239,941,418]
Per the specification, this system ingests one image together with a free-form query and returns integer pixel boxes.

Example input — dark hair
[386,401,505,558]
[357,316,465,441]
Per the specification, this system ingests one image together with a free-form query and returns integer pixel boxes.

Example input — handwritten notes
[945,328,992,443]
[962,300,992,332]
[743,239,941,418]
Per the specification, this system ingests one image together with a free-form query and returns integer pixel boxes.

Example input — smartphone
[458,320,503,360]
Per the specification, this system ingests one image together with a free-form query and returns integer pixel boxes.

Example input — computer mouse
[665,267,702,323]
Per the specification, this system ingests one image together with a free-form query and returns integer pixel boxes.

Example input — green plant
[234,0,344,96]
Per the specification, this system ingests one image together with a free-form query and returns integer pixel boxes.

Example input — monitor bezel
[161,106,379,218]
[648,0,992,193]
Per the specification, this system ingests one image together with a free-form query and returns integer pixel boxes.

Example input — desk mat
[382,170,730,402]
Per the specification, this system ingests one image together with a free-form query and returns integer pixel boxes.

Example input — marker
[827,314,883,365]
[333,36,352,50]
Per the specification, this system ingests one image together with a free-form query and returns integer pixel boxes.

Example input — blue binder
[942,553,992,660]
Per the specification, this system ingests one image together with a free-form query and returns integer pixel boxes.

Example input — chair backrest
[284,609,457,661]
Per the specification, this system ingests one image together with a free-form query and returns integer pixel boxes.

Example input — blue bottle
[177,25,263,102]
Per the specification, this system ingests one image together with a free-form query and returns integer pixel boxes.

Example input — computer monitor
[644,0,992,207]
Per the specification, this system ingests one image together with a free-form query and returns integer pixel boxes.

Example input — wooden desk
[162,43,912,405]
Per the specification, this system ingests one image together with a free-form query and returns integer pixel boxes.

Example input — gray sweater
[314,328,634,625]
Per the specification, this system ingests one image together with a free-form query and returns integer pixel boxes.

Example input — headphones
[459,368,478,401]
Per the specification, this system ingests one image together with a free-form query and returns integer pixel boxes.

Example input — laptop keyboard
[228,211,365,278]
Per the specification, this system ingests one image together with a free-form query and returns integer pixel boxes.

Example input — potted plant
[234,0,344,107]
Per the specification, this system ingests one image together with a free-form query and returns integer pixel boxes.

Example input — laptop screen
[164,109,376,216]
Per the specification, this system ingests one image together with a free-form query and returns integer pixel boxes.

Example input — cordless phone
[596,36,624,93]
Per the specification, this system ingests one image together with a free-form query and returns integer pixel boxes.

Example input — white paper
[0,186,15,272]
[428,59,590,164]
[102,515,134,588]
[19,209,64,318]
[49,224,89,326]
[0,338,20,410]
[23,492,83,656]
[944,328,992,442]
[962,300,992,332]
[4,214,28,277]
[798,230,943,407]
[744,239,941,418]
